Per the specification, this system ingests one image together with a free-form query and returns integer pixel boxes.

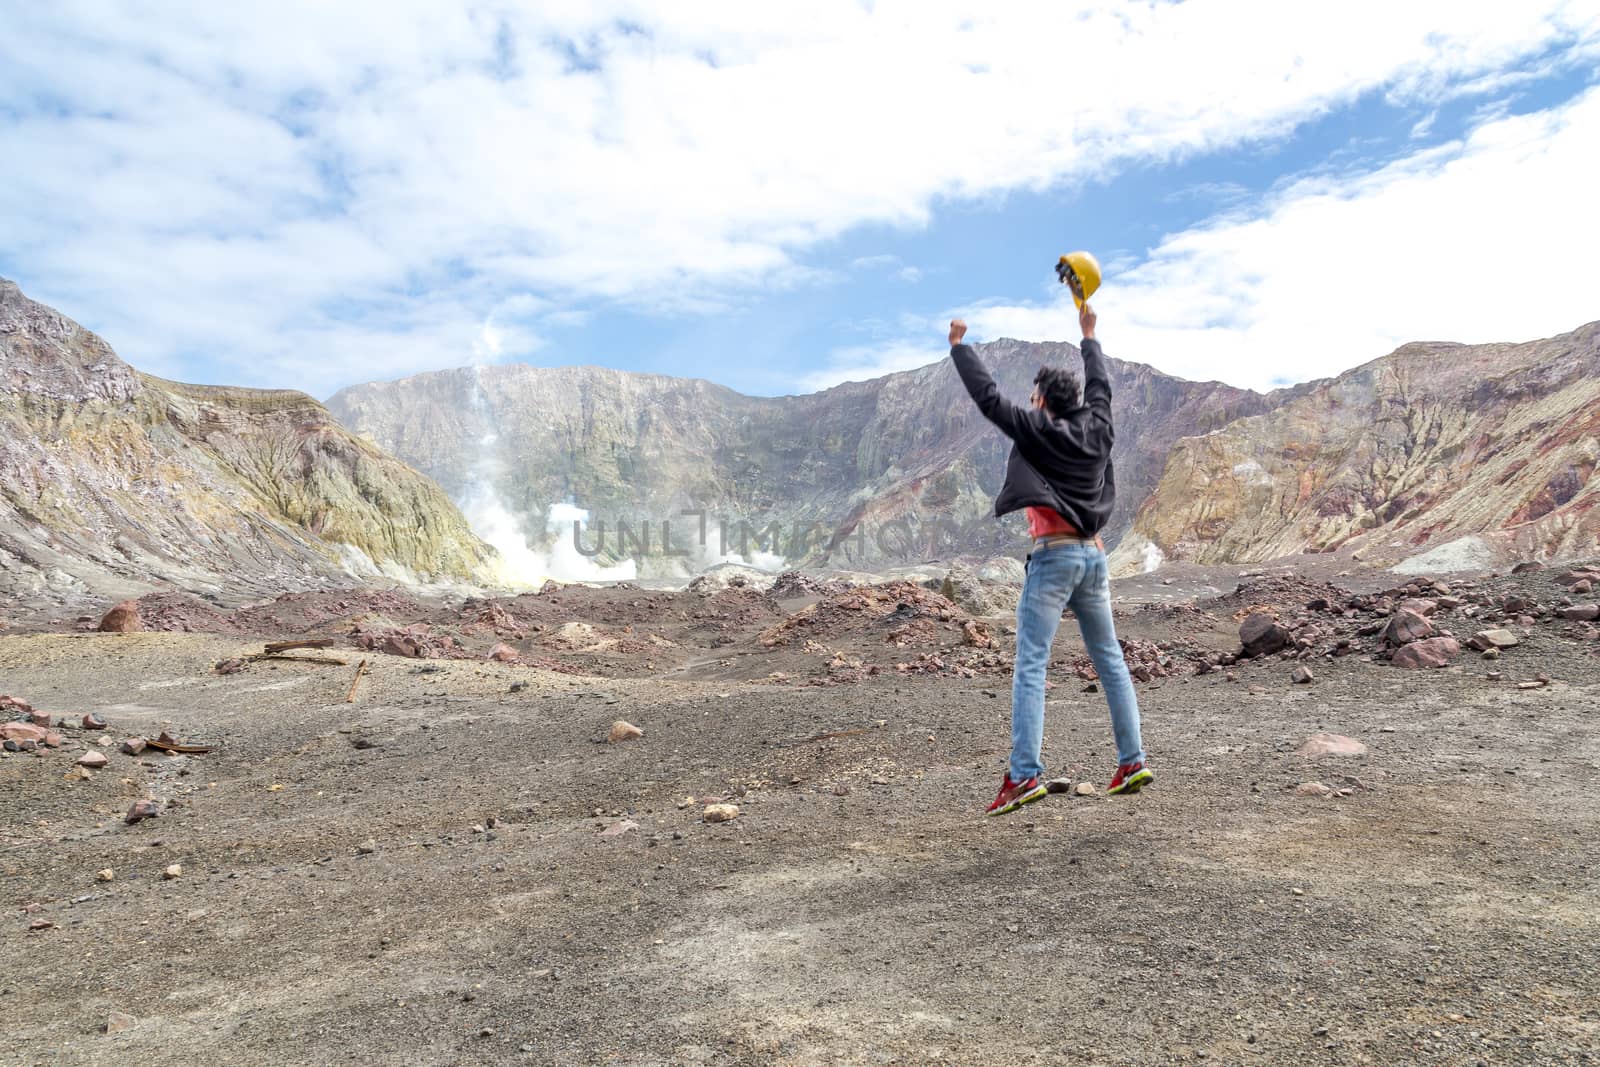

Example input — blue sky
[3,2,1598,399]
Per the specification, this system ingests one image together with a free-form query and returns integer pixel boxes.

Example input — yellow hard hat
[1055,251,1101,308]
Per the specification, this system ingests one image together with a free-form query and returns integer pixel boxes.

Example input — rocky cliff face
[0,279,496,600]
[327,341,1271,572]
[1110,322,1600,575]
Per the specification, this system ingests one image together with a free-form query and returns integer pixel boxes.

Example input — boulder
[98,600,144,633]
[1239,613,1290,657]
[1468,629,1520,652]
[606,720,644,744]
[0,722,47,743]
[124,799,160,825]
[1558,604,1599,622]
[703,803,740,823]
[1391,636,1460,669]
[1296,733,1368,758]
[1382,609,1435,647]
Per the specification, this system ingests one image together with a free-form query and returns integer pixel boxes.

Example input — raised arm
[1076,302,1114,449]
[948,318,1030,440]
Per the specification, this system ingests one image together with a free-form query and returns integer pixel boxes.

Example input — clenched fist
[949,318,968,346]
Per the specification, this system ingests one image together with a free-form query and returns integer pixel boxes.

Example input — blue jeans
[1009,540,1145,781]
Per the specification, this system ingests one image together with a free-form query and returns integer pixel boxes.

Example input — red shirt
[1027,506,1079,539]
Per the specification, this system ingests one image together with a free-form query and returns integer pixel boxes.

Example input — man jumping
[947,301,1151,816]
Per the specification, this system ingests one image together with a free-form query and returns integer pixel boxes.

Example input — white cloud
[800,340,946,392]
[966,84,1600,391]
[2,2,1597,393]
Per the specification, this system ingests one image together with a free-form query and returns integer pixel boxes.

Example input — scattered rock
[1511,561,1544,574]
[77,750,109,769]
[1073,782,1097,797]
[1045,777,1074,794]
[606,720,644,744]
[1391,637,1460,669]
[105,1011,137,1034]
[162,864,182,880]
[82,713,108,730]
[1294,782,1333,798]
[599,819,639,839]
[1296,733,1368,758]
[124,800,160,824]
[1239,613,1291,657]
[98,600,144,632]
[1572,579,1593,595]
[96,869,115,882]
[214,657,246,675]
[121,737,147,756]
[29,918,54,931]
[1382,609,1435,647]
[356,840,378,855]
[703,803,740,823]
[1469,629,1519,651]
[1559,604,1599,622]
[488,642,520,663]
[1290,665,1314,684]
[0,722,47,743]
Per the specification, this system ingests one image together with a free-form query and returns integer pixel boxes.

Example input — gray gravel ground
[2,575,1597,1066]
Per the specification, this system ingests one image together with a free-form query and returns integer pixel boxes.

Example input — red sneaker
[1107,760,1153,796]
[986,773,1048,817]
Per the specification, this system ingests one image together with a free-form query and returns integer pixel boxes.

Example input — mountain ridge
[0,278,497,601]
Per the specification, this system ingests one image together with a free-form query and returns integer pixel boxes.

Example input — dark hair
[1033,365,1081,416]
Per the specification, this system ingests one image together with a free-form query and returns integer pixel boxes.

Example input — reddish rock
[28,709,51,727]
[598,819,639,839]
[82,713,107,730]
[1294,781,1333,798]
[1559,604,1599,622]
[489,642,520,663]
[1392,637,1461,669]
[121,737,147,756]
[78,750,109,769]
[1469,629,1520,651]
[214,658,246,675]
[1573,579,1593,595]
[1382,609,1435,647]
[0,722,47,743]
[98,600,144,633]
[41,732,63,748]
[1291,665,1315,684]
[1239,613,1290,657]
[124,799,161,825]
[1397,598,1438,617]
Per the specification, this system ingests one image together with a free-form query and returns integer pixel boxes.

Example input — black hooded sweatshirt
[949,338,1116,536]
